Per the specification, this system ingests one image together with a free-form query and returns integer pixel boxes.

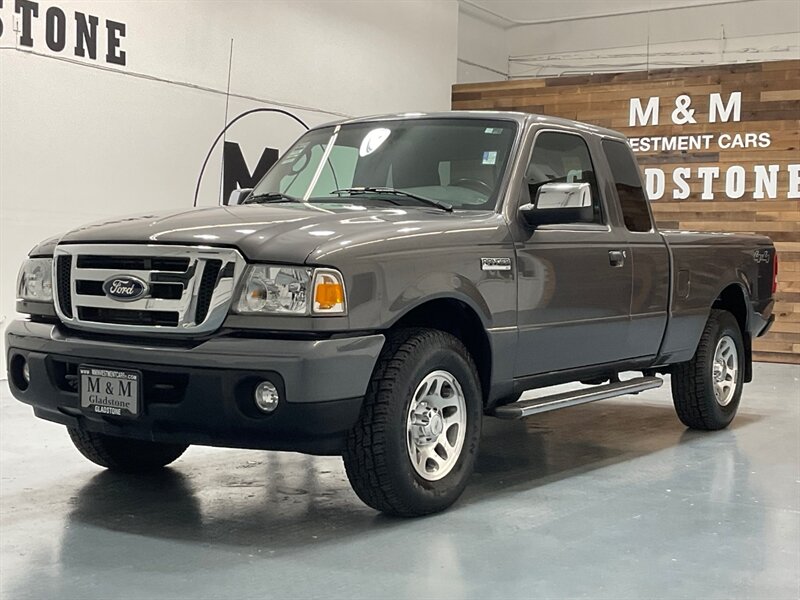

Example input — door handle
[609,250,627,268]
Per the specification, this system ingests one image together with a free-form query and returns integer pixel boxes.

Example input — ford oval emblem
[102,275,148,302]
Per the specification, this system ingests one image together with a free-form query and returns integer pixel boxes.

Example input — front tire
[671,309,745,430]
[343,328,482,517]
[68,428,188,472]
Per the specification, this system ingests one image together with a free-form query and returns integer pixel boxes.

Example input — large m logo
[223,142,279,201]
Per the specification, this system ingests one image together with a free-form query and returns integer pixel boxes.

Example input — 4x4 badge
[753,249,770,264]
[481,258,512,271]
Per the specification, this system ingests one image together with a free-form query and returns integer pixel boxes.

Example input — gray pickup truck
[8,112,777,516]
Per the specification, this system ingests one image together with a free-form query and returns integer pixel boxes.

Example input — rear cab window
[602,139,654,232]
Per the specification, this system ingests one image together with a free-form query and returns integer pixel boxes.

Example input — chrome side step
[492,376,664,420]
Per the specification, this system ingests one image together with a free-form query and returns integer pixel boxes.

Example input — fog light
[254,381,279,413]
[9,355,30,391]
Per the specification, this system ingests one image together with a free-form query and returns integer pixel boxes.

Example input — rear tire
[68,428,188,472]
[671,309,745,431]
[343,328,482,517]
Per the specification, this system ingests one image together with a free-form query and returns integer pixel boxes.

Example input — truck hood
[56,203,495,264]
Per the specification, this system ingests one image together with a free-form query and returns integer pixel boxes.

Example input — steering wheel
[451,178,493,195]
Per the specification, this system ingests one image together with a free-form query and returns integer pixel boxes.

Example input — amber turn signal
[312,270,347,314]
[315,282,344,309]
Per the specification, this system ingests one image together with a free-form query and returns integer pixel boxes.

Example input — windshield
[249,118,518,210]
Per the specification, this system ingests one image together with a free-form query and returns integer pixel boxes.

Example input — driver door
[513,130,633,377]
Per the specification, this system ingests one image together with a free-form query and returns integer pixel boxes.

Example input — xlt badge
[481,258,512,271]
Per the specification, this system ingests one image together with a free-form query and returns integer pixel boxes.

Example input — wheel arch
[711,282,752,382]
[386,296,493,406]
[712,282,749,332]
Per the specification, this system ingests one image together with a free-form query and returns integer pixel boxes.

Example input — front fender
[385,272,494,329]
[376,270,517,406]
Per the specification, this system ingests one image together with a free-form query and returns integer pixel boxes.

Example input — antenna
[218,38,235,203]
[193,108,309,208]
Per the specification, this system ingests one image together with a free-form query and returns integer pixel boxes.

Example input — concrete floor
[1,363,798,600]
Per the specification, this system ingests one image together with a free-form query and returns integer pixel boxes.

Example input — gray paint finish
[2,362,798,599]
[21,112,775,397]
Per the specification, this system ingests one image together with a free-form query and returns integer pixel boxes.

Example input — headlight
[234,265,347,316]
[17,258,54,302]
[236,265,312,314]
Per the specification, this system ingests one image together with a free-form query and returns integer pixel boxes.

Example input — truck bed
[657,230,775,365]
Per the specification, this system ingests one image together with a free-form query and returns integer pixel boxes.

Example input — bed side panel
[657,231,773,364]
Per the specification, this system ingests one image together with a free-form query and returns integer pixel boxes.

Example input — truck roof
[315,110,628,141]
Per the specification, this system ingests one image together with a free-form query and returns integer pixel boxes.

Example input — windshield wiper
[245,192,303,204]
[331,187,453,212]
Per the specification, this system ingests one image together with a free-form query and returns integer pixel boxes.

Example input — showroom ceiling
[460,0,756,26]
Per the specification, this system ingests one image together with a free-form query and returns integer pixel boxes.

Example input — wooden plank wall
[452,60,799,364]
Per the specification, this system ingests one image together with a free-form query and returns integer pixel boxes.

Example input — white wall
[457,0,800,80]
[507,0,800,77]
[0,0,458,371]
[456,10,507,83]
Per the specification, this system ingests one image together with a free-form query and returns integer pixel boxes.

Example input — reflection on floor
[1,363,798,599]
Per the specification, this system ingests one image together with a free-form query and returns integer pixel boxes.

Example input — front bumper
[6,320,384,454]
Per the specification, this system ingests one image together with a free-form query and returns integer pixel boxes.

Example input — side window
[525,132,602,223]
[602,139,653,232]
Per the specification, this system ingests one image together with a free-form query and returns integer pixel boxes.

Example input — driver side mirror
[518,182,594,227]
[225,187,253,206]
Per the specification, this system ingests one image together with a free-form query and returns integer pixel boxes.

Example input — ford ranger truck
[7,112,777,517]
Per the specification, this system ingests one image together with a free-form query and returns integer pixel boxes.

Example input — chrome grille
[53,244,246,335]
[55,255,73,318]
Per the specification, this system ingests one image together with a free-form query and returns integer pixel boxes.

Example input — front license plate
[79,365,141,418]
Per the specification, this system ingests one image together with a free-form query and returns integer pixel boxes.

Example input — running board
[492,376,664,420]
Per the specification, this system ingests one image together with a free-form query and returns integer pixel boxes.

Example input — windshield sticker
[280,142,308,164]
[484,127,503,135]
[359,128,392,157]
[482,151,498,165]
